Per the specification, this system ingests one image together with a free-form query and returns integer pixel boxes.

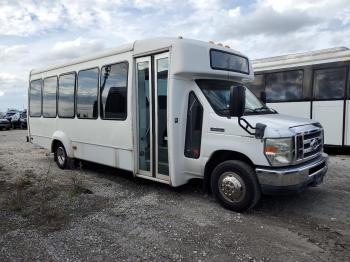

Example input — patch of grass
[6,176,33,212]
[70,175,93,197]
[1,162,108,234]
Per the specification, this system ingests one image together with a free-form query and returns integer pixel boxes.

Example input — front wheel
[211,160,261,212]
[54,143,68,169]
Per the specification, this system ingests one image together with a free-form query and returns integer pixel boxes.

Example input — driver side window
[184,92,203,159]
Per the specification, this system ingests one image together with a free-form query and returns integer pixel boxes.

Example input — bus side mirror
[230,85,246,117]
[260,91,267,104]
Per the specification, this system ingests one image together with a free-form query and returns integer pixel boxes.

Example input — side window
[265,70,304,102]
[29,79,42,117]
[58,73,76,118]
[247,74,265,98]
[43,76,57,118]
[77,68,99,119]
[185,92,203,159]
[313,67,347,100]
[100,62,128,120]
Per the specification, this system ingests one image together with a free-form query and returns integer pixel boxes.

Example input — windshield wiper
[245,107,277,114]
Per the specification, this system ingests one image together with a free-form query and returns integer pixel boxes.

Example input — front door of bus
[136,53,170,181]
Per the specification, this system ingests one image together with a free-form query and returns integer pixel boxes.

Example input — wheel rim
[218,172,246,203]
[56,146,66,166]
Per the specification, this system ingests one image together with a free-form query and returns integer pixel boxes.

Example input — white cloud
[0,0,350,110]
[50,37,105,60]
[0,45,27,62]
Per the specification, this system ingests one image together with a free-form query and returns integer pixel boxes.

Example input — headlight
[264,138,294,166]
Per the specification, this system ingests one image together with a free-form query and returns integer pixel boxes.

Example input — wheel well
[51,139,62,153]
[203,150,255,193]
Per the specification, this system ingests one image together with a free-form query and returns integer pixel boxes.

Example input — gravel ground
[0,130,349,261]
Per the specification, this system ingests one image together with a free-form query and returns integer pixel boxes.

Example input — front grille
[295,128,323,162]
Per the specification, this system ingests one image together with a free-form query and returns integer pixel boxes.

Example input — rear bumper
[256,153,328,195]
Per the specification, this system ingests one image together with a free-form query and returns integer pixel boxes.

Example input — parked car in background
[10,112,21,128]
[4,112,16,122]
[4,109,19,125]
[20,111,27,129]
[0,118,11,130]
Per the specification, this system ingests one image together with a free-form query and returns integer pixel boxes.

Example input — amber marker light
[265,146,278,154]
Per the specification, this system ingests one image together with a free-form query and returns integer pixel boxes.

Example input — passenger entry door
[136,53,170,181]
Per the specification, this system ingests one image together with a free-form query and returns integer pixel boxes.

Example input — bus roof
[30,37,249,76]
[253,47,350,72]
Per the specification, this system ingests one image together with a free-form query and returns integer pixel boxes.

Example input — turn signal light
[265,146,278,154]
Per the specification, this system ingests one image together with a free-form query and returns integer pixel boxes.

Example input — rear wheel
[54,143,68,169]
[211,160,261,212]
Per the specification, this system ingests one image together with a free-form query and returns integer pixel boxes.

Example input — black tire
[211,160,261,212]
[54,142,68,169]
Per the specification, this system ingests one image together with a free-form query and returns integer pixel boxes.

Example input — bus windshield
[196,79,276,116]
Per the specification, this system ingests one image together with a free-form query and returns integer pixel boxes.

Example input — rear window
[210,49,249,74]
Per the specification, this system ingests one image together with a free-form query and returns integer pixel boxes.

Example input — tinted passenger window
[100,62,128,119]
[58,73,76,118]
[77,68,99,119]
[266,70,303,102]
[313,67,346,100]
[185,92,203,159]
[43,77,57,118]
[29,80,42,117]
[248,74,265,98]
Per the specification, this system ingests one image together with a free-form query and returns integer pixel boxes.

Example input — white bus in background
[28,37,328,211]
[248,47,350,147]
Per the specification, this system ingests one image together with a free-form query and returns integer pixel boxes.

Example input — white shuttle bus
[249,47,350,147]
[28,37,328,211]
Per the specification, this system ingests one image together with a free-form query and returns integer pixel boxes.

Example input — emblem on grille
[310,138,319,151]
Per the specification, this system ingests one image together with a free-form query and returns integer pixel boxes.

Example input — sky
[0,0,349,112]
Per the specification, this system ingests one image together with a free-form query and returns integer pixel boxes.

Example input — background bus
[248,47,350,147]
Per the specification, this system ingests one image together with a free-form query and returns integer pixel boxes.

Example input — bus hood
[243,113,319,138]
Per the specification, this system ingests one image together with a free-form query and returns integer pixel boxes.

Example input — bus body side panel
[267,102,310,119]
[312,101,343,146]
[168,78,201,187]
[29,51,134,172]
[29,117,57,150]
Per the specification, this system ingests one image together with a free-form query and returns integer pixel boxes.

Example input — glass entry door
[136,53,169,180]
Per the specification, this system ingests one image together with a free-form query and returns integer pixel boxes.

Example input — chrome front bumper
[256,153,328,194]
